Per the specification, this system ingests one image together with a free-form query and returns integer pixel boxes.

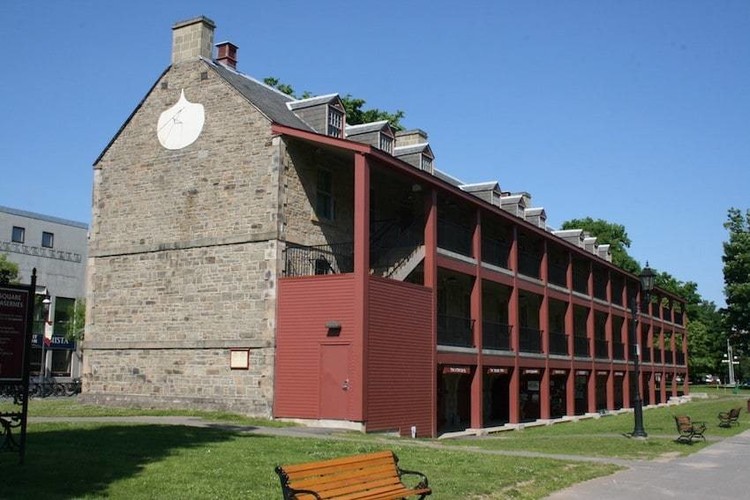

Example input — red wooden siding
[366,277,433,436]
[275,275,360,419]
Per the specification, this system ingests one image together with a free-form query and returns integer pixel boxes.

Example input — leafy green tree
[263,78,405,131]
[723,207,750,351]
[686,300,725,379]
[560,217,640,274]
[0,254,19,284]
[65,298,86,342]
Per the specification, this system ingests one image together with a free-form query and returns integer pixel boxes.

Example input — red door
[320,344,350,419]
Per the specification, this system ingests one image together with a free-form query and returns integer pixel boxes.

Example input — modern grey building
[0,205,88,380]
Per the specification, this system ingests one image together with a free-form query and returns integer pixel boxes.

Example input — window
[327,107,344,138]
[42,231,54,248]
[379,134,393,154]
[420,154,433,172]
[12,226,25,243]
[316,169,335,221]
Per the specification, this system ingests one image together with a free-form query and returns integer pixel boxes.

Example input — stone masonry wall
[85,58,282,415]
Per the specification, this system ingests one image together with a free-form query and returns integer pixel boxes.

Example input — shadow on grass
[0,424,266,499]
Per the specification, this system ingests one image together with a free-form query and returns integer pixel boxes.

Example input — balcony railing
[437,314,474,348]
[676,351,685,365]
[548,331,569,355]
[518,251,541,279]
[573,269,588,295]
[437,219,473,257]
[482,321,511,350]
[548,263,567,288]
[612,342,625,360]
[593,275,607,301]
[519,327,542,353]
[285,242,354,276]
[675,311,684,325]
[594,339,609,359]
[481,237,510,269]
[641,346,651,362]
[652,350,662,364]
[574,336,590,357]
[664,351,674,364]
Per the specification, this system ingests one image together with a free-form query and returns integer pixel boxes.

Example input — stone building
[85,17,689,436]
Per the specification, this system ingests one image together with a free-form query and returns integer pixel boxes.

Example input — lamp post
[631,263,655,439]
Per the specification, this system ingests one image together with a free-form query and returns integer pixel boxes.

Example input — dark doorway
[550,372,568,418]
[438,367,471,432]
[574,372,589,415]
[520,370,542,422]
[483,370,510,426]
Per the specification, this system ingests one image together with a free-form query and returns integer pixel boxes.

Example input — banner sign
[443,366,471,375]
[31,334,76,350]
[487,367,508,375]
[0,286,31,381]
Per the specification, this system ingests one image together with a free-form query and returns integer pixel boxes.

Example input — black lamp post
[631,263,656,438]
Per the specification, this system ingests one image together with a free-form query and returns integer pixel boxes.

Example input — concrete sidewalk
[547,429,750,499]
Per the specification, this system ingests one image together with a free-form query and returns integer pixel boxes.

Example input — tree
[263,78,406,131]
[723,207,750,351]
[0,254,19,284]
[65,298,86,342]
[560,217,640,274]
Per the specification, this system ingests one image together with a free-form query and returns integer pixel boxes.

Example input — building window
[12,226,25,243]
[421,154,433,172]
[316,168,335,221]
[327,108,344,138]
[42,232,54,248]
[379,134,393,154]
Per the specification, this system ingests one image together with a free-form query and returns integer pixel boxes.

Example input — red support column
[353,153,370,422]
[471,209,483,429]
[509,226,520,423]
[424,189,438,436]
[540,241,550,419]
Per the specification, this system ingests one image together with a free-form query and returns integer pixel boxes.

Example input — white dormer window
[420,154,433,172]
[379,134,393,154]
[327,108,344,138]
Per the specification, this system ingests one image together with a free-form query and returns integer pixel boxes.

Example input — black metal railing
[674,311,684,325]
[370,218,423,276]
[481,236,510,269]
[664,351,674,364]
[437,314,474,348]
[437,219,473,257]
[573,269,588,294]
[518,251,541,279]
[612,342,625,360]
[641,346,651,362]
[482,321,511,350]
[285,242,354,277]
[676,351,685,365]
[548,331,568,355]
[652,349,662,364]
[548,263,567,288]
[574,336,590,357]
[595,339,609,359]
[593,275,607,300]
[519,327,542,353]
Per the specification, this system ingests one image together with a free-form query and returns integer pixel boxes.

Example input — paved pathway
[31,416,750,499]
[547,429,750,499]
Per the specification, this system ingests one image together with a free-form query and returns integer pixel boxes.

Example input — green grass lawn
[0,391,746,499]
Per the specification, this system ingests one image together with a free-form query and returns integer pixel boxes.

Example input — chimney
[216,41,238,69]
[171,16,216,64]
[395,129,428,147]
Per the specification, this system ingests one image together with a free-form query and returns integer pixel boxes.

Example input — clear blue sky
[2,1,748,307]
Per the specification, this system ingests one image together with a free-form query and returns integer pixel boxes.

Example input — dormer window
[379,134,393,154]
[327,108,344,138]
[420,154,433,172]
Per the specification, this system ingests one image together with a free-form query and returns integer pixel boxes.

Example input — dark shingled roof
[207,60,312,131]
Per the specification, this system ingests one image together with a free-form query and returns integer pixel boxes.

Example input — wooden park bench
[674,415,706,443]
[718,407,741,428]
[275,450,431,499]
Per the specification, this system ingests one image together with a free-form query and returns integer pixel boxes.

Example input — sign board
[487,367,508,375]
[442,366,471,375]
[0,286,31,381]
